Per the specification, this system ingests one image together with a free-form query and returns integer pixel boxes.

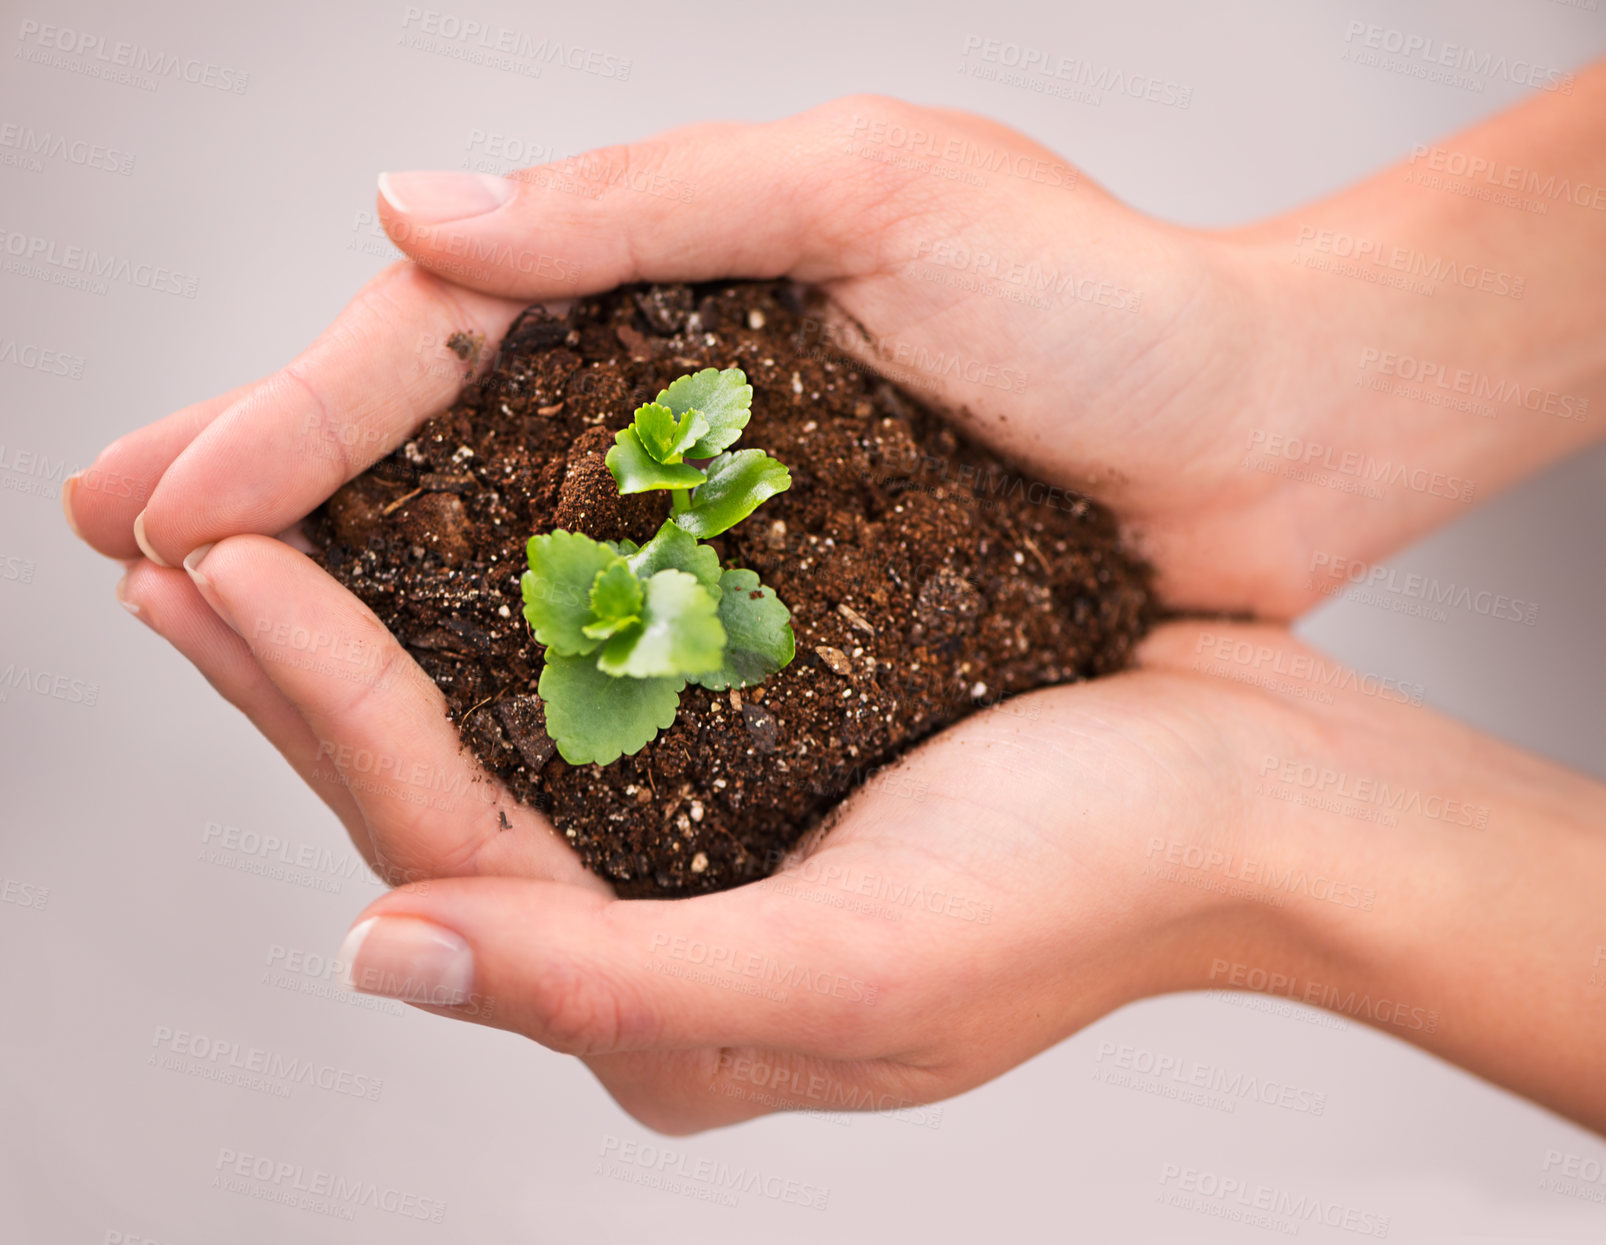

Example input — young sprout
[522,368,795,765]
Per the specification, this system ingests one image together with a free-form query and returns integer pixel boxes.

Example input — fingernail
[378,170,515,224]
[182,542,239,636]
[340,916,476,1007]
[132,510,172,568]
[181,541,216,588]
[113,568,146,622]
[62,473,84,540]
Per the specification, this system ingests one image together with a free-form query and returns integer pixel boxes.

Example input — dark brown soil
[305,282,1153,897]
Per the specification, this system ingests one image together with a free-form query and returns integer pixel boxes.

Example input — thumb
[337,875,894,1056]
[372,95,1016,299]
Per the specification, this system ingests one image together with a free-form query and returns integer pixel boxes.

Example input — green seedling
[523,367,795,765]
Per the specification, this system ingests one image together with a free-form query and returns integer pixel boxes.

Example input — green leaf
[606,427,709,494]
[626,520,723,602]
[537,654,682,766]
[597,569,726,678]
[581,560,643,640]
[690,569,796,690]
[632,402,710,464]
[522,531,620,656]
[672,449,792,539]
[658,367,752,458]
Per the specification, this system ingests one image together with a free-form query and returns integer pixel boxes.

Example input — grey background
[3,0,1605,1241]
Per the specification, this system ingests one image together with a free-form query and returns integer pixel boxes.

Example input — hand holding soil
[66,79,1606,1135]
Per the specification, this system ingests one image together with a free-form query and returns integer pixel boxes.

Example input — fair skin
[67,73,1606,1135]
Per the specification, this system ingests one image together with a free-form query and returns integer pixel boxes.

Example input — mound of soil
[306,281,1153,897]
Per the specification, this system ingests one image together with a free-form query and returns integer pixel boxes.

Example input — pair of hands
[67,94,1591,1132]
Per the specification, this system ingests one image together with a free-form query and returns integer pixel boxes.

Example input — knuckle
[529,962,630,1055]
[790,99,966,262]
[276,364,350,478]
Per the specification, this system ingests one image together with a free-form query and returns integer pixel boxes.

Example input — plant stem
[670,489,690,514]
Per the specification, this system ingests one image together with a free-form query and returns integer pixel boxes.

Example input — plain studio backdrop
[3,0,1605,1241]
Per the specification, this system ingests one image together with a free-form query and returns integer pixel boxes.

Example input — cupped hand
[69,94,1439,617]
[115,530,1341,1132]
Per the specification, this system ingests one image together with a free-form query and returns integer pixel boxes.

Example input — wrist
[1182,682,1606,1133]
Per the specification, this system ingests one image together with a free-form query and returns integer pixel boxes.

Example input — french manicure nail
[340,916,476,1007]
[113,569,144,620]
[377,170,515,224]
[181,542,216,587]
[62,472,84,540]
[132,510,172,568]
[181,542,240,636]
